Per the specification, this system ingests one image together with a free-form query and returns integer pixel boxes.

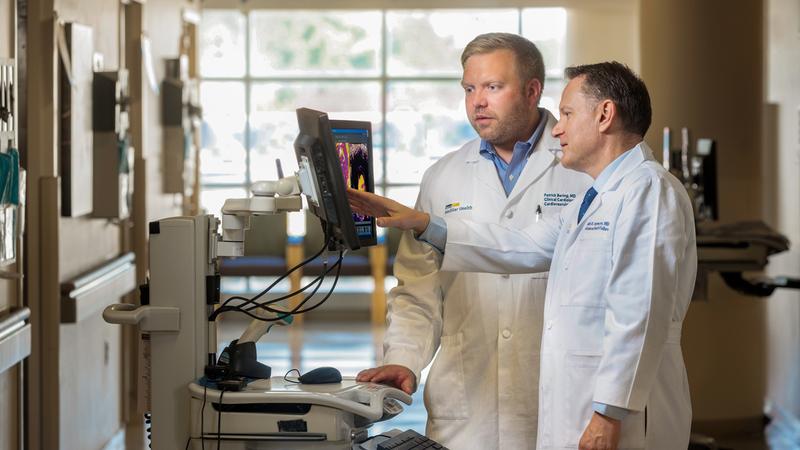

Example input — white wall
[565,1,639,71]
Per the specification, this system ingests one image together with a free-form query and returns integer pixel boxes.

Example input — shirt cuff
[415,215,447,253]
[592,402,630,421]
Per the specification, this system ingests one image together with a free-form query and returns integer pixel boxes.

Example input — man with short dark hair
[350,61,695,449]
[355,33,590,449]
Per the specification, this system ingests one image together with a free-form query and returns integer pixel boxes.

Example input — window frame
[199,7,567,202]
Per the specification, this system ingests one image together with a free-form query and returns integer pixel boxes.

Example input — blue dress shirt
[478,107,549,196]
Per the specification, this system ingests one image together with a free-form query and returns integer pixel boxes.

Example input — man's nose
[472,88,487,108]
[552,121,563,137]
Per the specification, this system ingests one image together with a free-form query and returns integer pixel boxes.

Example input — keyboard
[376,429,449,450]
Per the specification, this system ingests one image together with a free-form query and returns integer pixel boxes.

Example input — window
[199,8,568,215]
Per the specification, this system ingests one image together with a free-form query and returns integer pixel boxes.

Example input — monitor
[695,138,718,221]
[294,108,375,251]
[330,119,377,247]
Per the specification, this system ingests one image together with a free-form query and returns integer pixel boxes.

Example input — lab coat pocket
[423,333,470,420]
[563,352,602,448]
[564,239,611,307]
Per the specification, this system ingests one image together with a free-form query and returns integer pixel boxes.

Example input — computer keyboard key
[376,429,448,450]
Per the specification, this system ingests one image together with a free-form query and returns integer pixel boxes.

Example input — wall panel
[764,0,800,422]
[0,0,22,448]
[640,0,766,428]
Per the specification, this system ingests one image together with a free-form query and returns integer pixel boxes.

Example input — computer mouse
[298,366,342,384]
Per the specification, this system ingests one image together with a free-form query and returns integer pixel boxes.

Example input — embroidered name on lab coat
[444,202,473,214]
[585,221,610,231]
[543,192,577,207]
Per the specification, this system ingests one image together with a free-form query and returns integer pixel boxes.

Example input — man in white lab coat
[355,33,590,449]
[350,62,695,449]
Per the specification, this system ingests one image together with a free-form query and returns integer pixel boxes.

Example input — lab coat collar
[596,141,653,195]
[505,111,560,204]
[471,145,507,198]
[575,142,653,227]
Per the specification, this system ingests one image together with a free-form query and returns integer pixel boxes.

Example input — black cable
[244,253,342,313]
[209,239,329,320]
[208,228,346,326]
[144,412,152,449]
[225,263,331,315]
[242,256,338,311]
[209,256,335,323]
[283,368,301,384]
[217,389,225,450]
[283,252,344,315]
[210,242,325,319]
[212,250,343,321]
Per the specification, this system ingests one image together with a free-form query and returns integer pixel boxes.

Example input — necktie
[577,187,598,224]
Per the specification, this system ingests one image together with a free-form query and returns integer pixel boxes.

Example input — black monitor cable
[210,230,347,322]
[245,251,342,314]
[211,251,342,322]
[279,251,343,316]
[209,238,328,320]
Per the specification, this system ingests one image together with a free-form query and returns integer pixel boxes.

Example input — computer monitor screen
[330,120,377,247]
[294,108,375,251]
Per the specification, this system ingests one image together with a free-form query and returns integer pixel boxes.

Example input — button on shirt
[478,107,549,196]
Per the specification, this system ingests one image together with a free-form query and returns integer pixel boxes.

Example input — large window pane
[200,186,249,216]
[522,8,568,78]
[200,82,247,184]
[386,81,475,184]
[249,82,381,182]
[200,10,246,77]
[384,186,421,209]
[250,11,382,77]
[386,10,518,77]
[542,78,566,118]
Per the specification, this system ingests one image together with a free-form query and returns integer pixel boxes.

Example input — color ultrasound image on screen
[331,123,376,246]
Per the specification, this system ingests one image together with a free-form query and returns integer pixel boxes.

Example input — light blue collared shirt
[591,145,636,194]
[419,144,643,421]
[478,107,549,196]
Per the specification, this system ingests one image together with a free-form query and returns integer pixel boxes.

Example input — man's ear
[526,78,543,106]
[597,99,616,133]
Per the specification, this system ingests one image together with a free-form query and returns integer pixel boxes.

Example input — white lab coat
[384,111,591,450]
[441,143,696,449]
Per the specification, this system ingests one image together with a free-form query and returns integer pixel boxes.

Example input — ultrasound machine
[102,108,447,449]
